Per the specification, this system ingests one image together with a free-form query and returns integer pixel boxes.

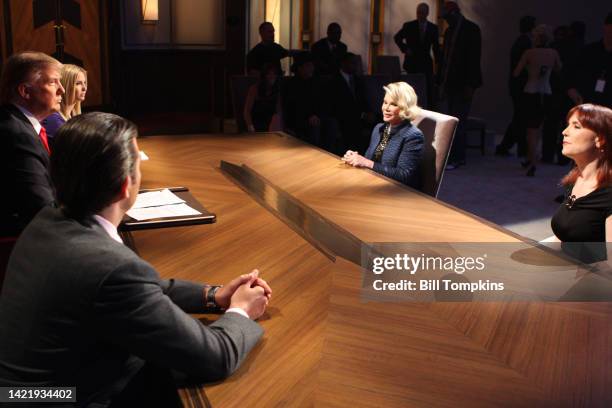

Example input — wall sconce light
[141,0,159,24]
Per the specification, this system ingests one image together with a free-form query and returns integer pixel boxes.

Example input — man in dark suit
[0,112,272,407]
[327,53,371,154]
[311,22,348,76]
[393,2,441,104]
[567,12,612,108]
[247,22,289,76]
[438,1,482,169]
[495,16,535,157]
[0,51,65,236]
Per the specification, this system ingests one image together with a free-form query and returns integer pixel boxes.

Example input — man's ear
[118,176,130,201]
[17,83,31,100]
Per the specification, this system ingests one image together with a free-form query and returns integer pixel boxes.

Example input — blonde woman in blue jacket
[343,82,424,189]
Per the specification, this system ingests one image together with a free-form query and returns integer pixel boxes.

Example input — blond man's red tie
[39,127,50,154]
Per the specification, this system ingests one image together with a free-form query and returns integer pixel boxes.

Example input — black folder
[119,187,216,231]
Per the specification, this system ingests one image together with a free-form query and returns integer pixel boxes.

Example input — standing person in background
[542,25,574,165]
[393,2,441,107]
[0,51,64,236]
[567,13,612,109]
[311,23,348,76]
[42,64,87,142]
[496,15,536,158]
[246,22,288,76]
[513,24,562,177]
[244,64,282,132]
[438,0,482,170]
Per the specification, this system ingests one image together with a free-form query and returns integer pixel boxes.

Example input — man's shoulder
[247,42,264,54]
[272,42,287,53]
[20,208,143,273]
[0,105,36,147]
[463,18,481,32]
[0,105,27,131]
[312,38,326,48]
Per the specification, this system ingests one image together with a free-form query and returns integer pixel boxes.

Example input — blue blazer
[365,120,424,188]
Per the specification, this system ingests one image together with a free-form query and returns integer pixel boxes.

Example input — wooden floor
[134,132,611,408]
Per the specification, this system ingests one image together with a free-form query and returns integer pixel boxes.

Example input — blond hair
[59,64,87,119]
[0,51,61,104]
[533,24,551,47]
[383,82,420,121]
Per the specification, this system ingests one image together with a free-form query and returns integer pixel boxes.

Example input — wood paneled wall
[107,0,247,119]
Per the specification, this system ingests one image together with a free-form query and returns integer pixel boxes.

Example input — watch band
[206,285,223,309]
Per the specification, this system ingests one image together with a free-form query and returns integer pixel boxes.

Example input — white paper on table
[132,189,185,209]
[127,203,202,221]
[140,151,149,161]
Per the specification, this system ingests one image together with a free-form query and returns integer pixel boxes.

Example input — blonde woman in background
[43,64,87,142]
[343,82,424,189]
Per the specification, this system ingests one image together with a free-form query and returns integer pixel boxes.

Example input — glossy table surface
[134,132,611,408]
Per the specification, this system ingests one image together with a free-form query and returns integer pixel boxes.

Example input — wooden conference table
[133,132,611,408]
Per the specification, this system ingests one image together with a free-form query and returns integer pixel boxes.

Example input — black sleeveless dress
[551,186,612,263]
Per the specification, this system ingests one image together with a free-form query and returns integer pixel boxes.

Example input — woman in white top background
[514,24,562,176]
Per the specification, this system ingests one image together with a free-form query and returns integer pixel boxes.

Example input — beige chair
[413,109,458,197]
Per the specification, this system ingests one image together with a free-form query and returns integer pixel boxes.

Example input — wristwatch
[206,285,223,310]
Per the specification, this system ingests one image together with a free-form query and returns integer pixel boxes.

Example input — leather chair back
[413,109,458,197]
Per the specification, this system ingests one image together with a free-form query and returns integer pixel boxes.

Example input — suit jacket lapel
[8,104,50,162]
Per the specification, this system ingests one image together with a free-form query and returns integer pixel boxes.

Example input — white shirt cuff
[225,307,249,319]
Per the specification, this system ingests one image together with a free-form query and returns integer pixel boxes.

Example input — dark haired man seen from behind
[0,51,64,236]
[0,112,272,407]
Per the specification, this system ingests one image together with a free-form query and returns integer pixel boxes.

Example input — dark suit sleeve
[93,261,263,382]
[466,25,482,88]
[246,48,258,72]
[394,24,408,53]
[280,45,289,59]
[432,24,441,67]
[158,278,207,313]
[372,131,424,187]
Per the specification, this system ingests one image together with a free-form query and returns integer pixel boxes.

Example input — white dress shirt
[14,104,42,135]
